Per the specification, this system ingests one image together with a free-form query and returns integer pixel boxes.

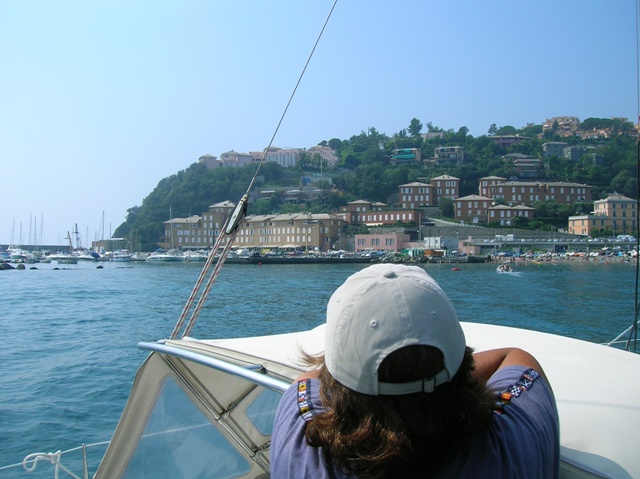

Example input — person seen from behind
[270,263,559,478]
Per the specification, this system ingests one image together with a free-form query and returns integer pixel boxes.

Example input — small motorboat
[497,263,513,273]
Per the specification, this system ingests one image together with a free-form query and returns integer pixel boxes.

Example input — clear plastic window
[123,377,251,478]
[245,388,283,436]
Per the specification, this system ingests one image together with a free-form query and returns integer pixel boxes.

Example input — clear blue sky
[1,1,637,247]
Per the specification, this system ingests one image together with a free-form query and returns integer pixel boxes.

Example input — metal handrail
[138,341,290,394]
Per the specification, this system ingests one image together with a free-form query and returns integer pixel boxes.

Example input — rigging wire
[170,0,339,340]
[247,0,338,195]
[628,0,640,352]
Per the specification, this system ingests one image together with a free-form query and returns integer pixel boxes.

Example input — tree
[454,126,469,143]
[408,118,423,137]
[612,171,638,198]
[495,125,517,135]
[488,123,498,135]
[327,191,347,210]
[297,151,312,170]
[511,216,530,228]
[328,138,344,151]
[520,124,543,137]
[251,198,273,215]
[315,179,333,191]
[439,197,454,218]
[395,129,408,139]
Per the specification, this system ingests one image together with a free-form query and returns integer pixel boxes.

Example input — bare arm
[473,348,546,384]
[294,369,321,382]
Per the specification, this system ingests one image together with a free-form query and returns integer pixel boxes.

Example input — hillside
[114,117,638,251]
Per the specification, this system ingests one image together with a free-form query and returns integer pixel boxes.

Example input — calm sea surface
[0,259,637,476]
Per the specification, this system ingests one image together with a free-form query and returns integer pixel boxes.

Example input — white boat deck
[194,322,640,479]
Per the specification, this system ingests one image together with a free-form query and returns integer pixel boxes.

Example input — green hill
[115,117,638,251]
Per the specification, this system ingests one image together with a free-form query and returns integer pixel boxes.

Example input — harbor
[2,225,637,269]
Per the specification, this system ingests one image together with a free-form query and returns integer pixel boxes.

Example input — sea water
[0,259,636,476]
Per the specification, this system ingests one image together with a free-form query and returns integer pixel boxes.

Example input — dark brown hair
[304,346,495,479]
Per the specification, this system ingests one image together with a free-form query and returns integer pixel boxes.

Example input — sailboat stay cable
[626,0,640,353]
[244,0,339,199]
[169,219,232,339]
[170,0,339,340]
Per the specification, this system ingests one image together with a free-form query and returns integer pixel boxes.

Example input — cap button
[383,270,397,279]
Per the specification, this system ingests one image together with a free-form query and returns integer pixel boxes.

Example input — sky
[1,0,638,247]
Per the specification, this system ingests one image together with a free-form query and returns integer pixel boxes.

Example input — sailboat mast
[73,223,82,250]
[170,206,174,249]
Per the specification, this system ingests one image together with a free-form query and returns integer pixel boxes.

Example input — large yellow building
[568,194,637,236]
[233,213,346,252]
[162,202,346,252]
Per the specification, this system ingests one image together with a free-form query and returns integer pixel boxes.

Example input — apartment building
[165,202,346,252]
[513,158,545,179]
[502,154,545,179]
[354,232,410,253]
[430,175,460,203]
[234,213,346,252]
[568,194,637,236]
[398,182,432,209]
[338,200,423,226]
[594,194,637,217]
[198,154,220,170]
[307,145,339,168]
[455,192,536,226]
[398,176,460,209]
[340,199,385,213]
[219,150,256,167]
[162,215,203,250]
[161,201,236,250]
[264,147,302,168]
[455,195,493,224]
[487,204,535,226]
[478,177,592,205]
[391,148,421,165]
[542,116,580,136]
[434,146,464,165]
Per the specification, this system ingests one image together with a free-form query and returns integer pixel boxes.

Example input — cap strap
[377,368,450,395]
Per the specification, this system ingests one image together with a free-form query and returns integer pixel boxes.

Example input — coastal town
[116,115,637,261]
[2,178,636,267]
[2,116,638,266]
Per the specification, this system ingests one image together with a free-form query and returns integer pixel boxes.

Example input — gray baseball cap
[325,264,466,396]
